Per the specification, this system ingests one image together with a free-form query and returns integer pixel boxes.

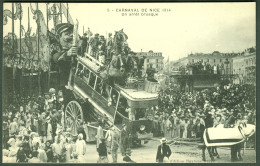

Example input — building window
[192,59,194,63]
[156,59,159,63]
[147,59,149,63]
[220,59,222,63]
[207,59,209,62]
[214,59,216,63]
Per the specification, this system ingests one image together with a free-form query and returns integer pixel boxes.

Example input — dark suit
[156,144,172,163]
[120,129,128,156]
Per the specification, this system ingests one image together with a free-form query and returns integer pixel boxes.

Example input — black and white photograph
[2,2,256,163]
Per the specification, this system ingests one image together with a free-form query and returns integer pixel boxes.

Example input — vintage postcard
[2,2,256,163]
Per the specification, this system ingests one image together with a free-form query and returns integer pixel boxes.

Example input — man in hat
[105,125,114,154]
[96,121,104,150]
[9,117,19,137]
[106,32,113,61]
[80,32,89,56]
[111,126,120,163]
[52,23,78,90]
[97,137,109,163]
[120,124,128,156]
[156,138,171,163]
[98,35,106,63]
[88,33,100,58]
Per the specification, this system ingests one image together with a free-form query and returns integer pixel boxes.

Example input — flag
[56,3,74,24]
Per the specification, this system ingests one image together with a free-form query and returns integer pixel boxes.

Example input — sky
[3,2,256,61]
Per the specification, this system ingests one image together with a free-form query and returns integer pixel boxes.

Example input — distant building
[170,51,239,77]
[233,48,256,85]
[136,50,164,73]
[186,51,239,75]
[169,47,256,87]
[170,57,189,71]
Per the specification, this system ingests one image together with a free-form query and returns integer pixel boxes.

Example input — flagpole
[60,3,62,23]
[168,56,170,74]
[12,3,15,96]
[47,3,50,90]
[67,3,69,23]
[37,3,41,96]
[19,3,23,96]
[28,6,32,97]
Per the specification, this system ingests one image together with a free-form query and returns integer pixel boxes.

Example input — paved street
[84,139,256,163]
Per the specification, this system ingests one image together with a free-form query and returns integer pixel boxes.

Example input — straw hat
[160,138,167,143]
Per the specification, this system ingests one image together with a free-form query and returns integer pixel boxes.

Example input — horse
[202,123,255,162]
[112,29,128,55]
[96,29,130,105]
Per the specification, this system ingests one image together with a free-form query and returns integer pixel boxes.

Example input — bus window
[89,72,96,88]
[76,63,84,76]
[114,112,123,125]
[95,77,103,94]
[135,108,146,120]
[117,96,129,118]
[114,111,128,125]
[83,68,90,83]
[101,83,108,99]
[111,89,119,106]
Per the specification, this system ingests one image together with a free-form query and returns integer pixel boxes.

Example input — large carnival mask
[59,29,73,50]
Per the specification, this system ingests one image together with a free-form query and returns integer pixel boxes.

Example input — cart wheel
[65,101,84,134]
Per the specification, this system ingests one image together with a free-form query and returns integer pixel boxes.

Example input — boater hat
[160,138,167,143]
[55,23,74,36]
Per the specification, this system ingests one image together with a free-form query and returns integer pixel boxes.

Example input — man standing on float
[52,23,78,97]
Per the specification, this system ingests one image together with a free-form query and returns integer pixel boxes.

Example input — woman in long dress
[175,119,180,138]
[75,134,87,163]
[38,144,48,163]
[65,137,74,162]
[165,117,172,139]
[182,118,189,139]
[46,118,53,142]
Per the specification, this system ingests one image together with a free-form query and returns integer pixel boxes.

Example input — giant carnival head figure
[55,23,74,50]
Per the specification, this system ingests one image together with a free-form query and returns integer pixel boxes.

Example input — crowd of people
[2,87,135,163]
[152,83,256,142]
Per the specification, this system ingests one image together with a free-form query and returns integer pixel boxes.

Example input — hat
[208,109,215,115]
[16,134,23,138]
[199,113,205,117]
[55,23,74,36]
[160,138,167,143]
[30,132,39,137]
[78,133,83,139]
[84,32,88,36]
[95,33,99,36]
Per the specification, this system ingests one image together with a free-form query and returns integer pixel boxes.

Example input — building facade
[136,50,164,73]
[170,47,256,86]
[186,51,238,75]
[233,50,256,85]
